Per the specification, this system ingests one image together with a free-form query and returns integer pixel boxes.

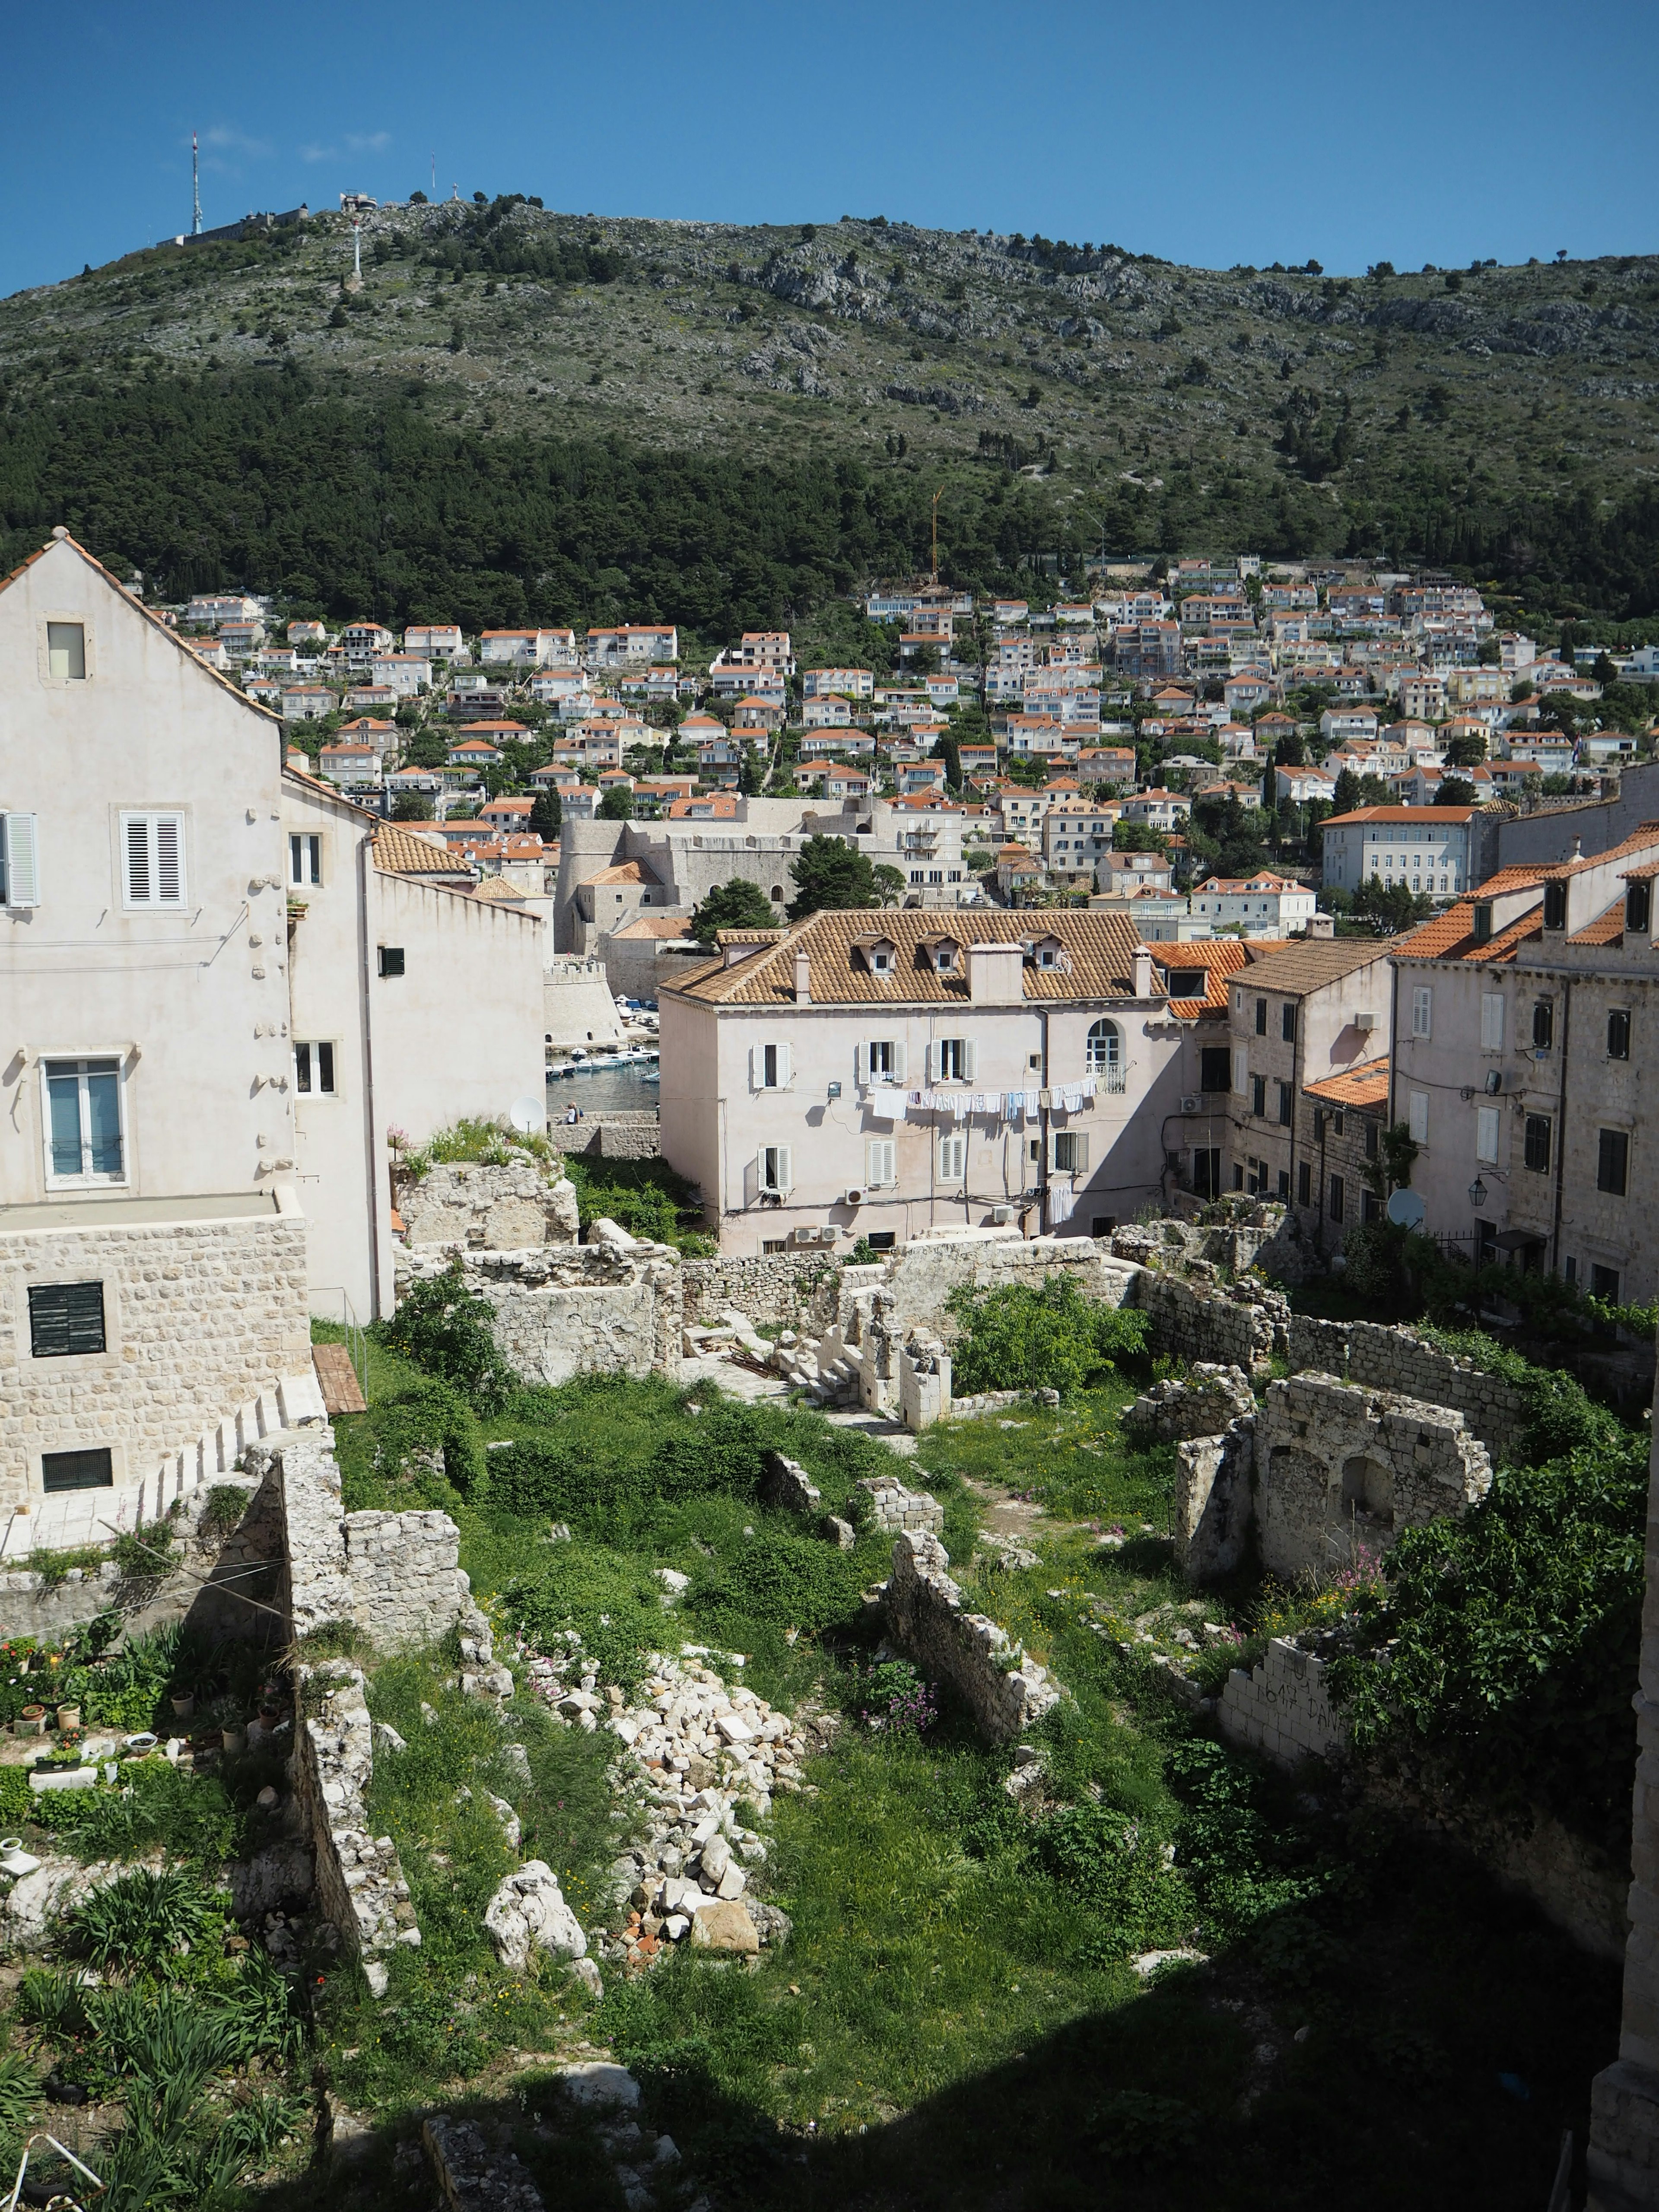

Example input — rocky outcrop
[882,1530,1060,1744]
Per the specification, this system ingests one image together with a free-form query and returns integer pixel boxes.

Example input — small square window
[378,946,406,978]
[295,1041,336,1095]
[1591,1262,1621,1301]
[41,1446,113,1494]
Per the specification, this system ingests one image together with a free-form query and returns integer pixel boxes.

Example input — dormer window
[852,932,897,975]
[1627,880,1652,933]
[1472,903,1493,944]
[1543,880,1567,931]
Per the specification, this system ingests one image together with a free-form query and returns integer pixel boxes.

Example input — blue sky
[5,0,1655,298]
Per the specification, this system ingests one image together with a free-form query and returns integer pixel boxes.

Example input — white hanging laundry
[1081,1076,1098,1100]
[1024,1090,1041,1117]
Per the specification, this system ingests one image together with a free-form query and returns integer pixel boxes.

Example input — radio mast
[191,132,203,236]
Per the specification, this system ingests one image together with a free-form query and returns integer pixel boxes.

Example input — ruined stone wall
[1284,1316,1527,1460]
[0,1209,311,1505]
[1173,1422,1255,1583]
[293,1660,420,1996]
[681,1250,837,1331]
[396,1160,580,1251]
[1219,1637,1348,1765]
[397,1240,683,1386]
[881,1530,1060,1745]
[342,1510,476,1654]
[1253,1372,1493,1583]
[564,1112,661,1163]
[1134,1270,1282,1373]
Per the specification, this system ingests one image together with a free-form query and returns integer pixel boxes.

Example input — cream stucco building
[0,534,544,1513]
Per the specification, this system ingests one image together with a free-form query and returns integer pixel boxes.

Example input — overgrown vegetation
[947,1274,1151,1397]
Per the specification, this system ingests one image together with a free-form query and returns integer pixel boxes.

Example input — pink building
[659,909,1189,1255]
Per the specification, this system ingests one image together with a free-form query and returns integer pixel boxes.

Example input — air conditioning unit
[816,1225,840,1244]
[1354,1010,1378,1031]
[840,1188,867,1208]
[990,1204,1018,1224]
[789,1226,819,1246]
[1179,1094,1200,1114]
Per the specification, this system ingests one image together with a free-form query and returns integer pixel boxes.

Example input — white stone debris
[483,1861,588,1972]
[518,1641,827,1969]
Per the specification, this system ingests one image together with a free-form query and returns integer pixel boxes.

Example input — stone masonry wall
[681,1250,838,1331]
[397,1160,579,1251]
[342,1510,475,1653]
[397,1240,683,1385]
[1173,1421,1255,1583]
[565,1111,661,1163]
[1219,1637,1348,1765]
[882,1530,1061,1744]
[0,1211,311,1505]
[294,1659,420,1996]
[1134,1270,1284,1373]
[1254,1372,1493,1583]
[1284,1315,1527,1460]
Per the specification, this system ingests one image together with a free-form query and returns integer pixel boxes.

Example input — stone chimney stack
[1133,947,1154,998]
[793,951,811,1004]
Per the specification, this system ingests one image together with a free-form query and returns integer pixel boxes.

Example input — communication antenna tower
[431,151,437,197]
[191,131,203,237]
[931,487,944,585]
[353,221,362,285]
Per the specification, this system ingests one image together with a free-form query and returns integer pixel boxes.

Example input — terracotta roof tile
[1565,901,1627,947]
[1303,1055,1390,1110]
[588,860,664,887]
[371,822,472,876]
[1394,899,1544,964]
[1227,939,1391,995]
[664,908,1159,1009]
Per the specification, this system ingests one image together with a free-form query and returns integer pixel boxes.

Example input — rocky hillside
[3,199,1658,616]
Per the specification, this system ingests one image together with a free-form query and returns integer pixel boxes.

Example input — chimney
[793,951,811,1004]
[1133,947,1153,998]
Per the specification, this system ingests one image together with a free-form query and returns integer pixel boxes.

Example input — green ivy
[382,1261,515,1416]
[946,1275,1150,1398]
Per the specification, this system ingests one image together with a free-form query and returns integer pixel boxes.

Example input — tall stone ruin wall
[1285,1315,1527,1461]
[397,1241,683,1386]
[681,1250,840,1332]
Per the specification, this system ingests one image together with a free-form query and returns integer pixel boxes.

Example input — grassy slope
[4,203,1659,610]
[304,1355,1618,2211]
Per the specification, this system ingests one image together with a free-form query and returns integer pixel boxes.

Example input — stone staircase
[3,1369,330,1560]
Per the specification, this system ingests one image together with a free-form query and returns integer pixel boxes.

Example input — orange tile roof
[664,909,1159,1009]
[1393,898,1544,964]
[588,860,663,887]
[1303,1055,1390,1110]
[1325,806,1476,825]
[1566,902,1627,947]
[370,822,473,876]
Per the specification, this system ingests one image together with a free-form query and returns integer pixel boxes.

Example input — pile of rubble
[521,1643,833,1972]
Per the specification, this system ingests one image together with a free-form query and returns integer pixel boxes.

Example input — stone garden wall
[1284,1316,1529,1461]
[293,1659,420,1996]
[681,1250,838,1331]
[396,1160,579,1251]
[1218,1637,1348,1765]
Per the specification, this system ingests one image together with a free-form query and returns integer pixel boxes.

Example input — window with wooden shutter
[1475,1107,1500,1164]
[1408,1090,1429,1145]
[1597,1128,1630,1196]
[1,812,39,908]
[1480,992,1504,1050]
[28,1281,106,1359]
[866,1138,896,1187]
[1054,1130,1089,1173]
[938,1132,966,1181]
[121,812,187,909]
[759,1144,792,1195]
[753,1042,792,1090]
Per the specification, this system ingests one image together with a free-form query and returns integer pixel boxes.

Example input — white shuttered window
[938,1133,967,1181]
[1475,1107,1500,1164]
[1480,993,1504,1050]
[750,1041,792,1090]
[1411,986,1433,1039]
[930,1037,976,1083]
[1,812,40,908]
[1408,1090,1429,1145]
[856,1039,907,1086]
[758,1145,793,1194]
[121,812,186,909]
[865,1138,897,1186]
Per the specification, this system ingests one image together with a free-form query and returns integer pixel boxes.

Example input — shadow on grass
[248,1827,1618,2212]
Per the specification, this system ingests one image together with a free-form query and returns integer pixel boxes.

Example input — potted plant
[169,1691,195,1719]
[54,1703,81,1732]
[17,1706,46,1737]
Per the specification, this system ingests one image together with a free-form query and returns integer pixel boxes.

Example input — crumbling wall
[396,1159,580,1251]
[1219,1637,1348,1764]
[563,1111,661,1163]
[341,1510,478,1655]
[857,1474,944,1538]
[1133,1269,1285,1373]
[1254,1372,1492,1583]
[293,1660,420,1996]
[881,1530,1059,1743]
[1284,1316,1527,1459]
[397,1236,683,1385]
[1126,1363,1256,1445]
[1173,1421,1255,1582]
[681,1250,837,1331]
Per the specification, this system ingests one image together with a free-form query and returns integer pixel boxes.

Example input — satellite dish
[1386,1187,1425,1230]
[509,1097,544,1135]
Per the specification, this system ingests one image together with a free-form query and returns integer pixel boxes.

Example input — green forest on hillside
[5,361,1659,629]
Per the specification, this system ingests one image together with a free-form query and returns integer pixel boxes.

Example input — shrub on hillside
[946,1275,1150,1398]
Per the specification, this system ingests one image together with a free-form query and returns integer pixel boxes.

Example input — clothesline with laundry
[901,1078,1097,1122]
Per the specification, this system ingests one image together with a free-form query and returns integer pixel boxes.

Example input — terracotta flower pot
[170,1693,195,1719]
[220,1726,246,1754]
[17,1707,45,1737]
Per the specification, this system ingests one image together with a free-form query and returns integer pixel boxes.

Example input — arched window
[1087,1018,1125,1090]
